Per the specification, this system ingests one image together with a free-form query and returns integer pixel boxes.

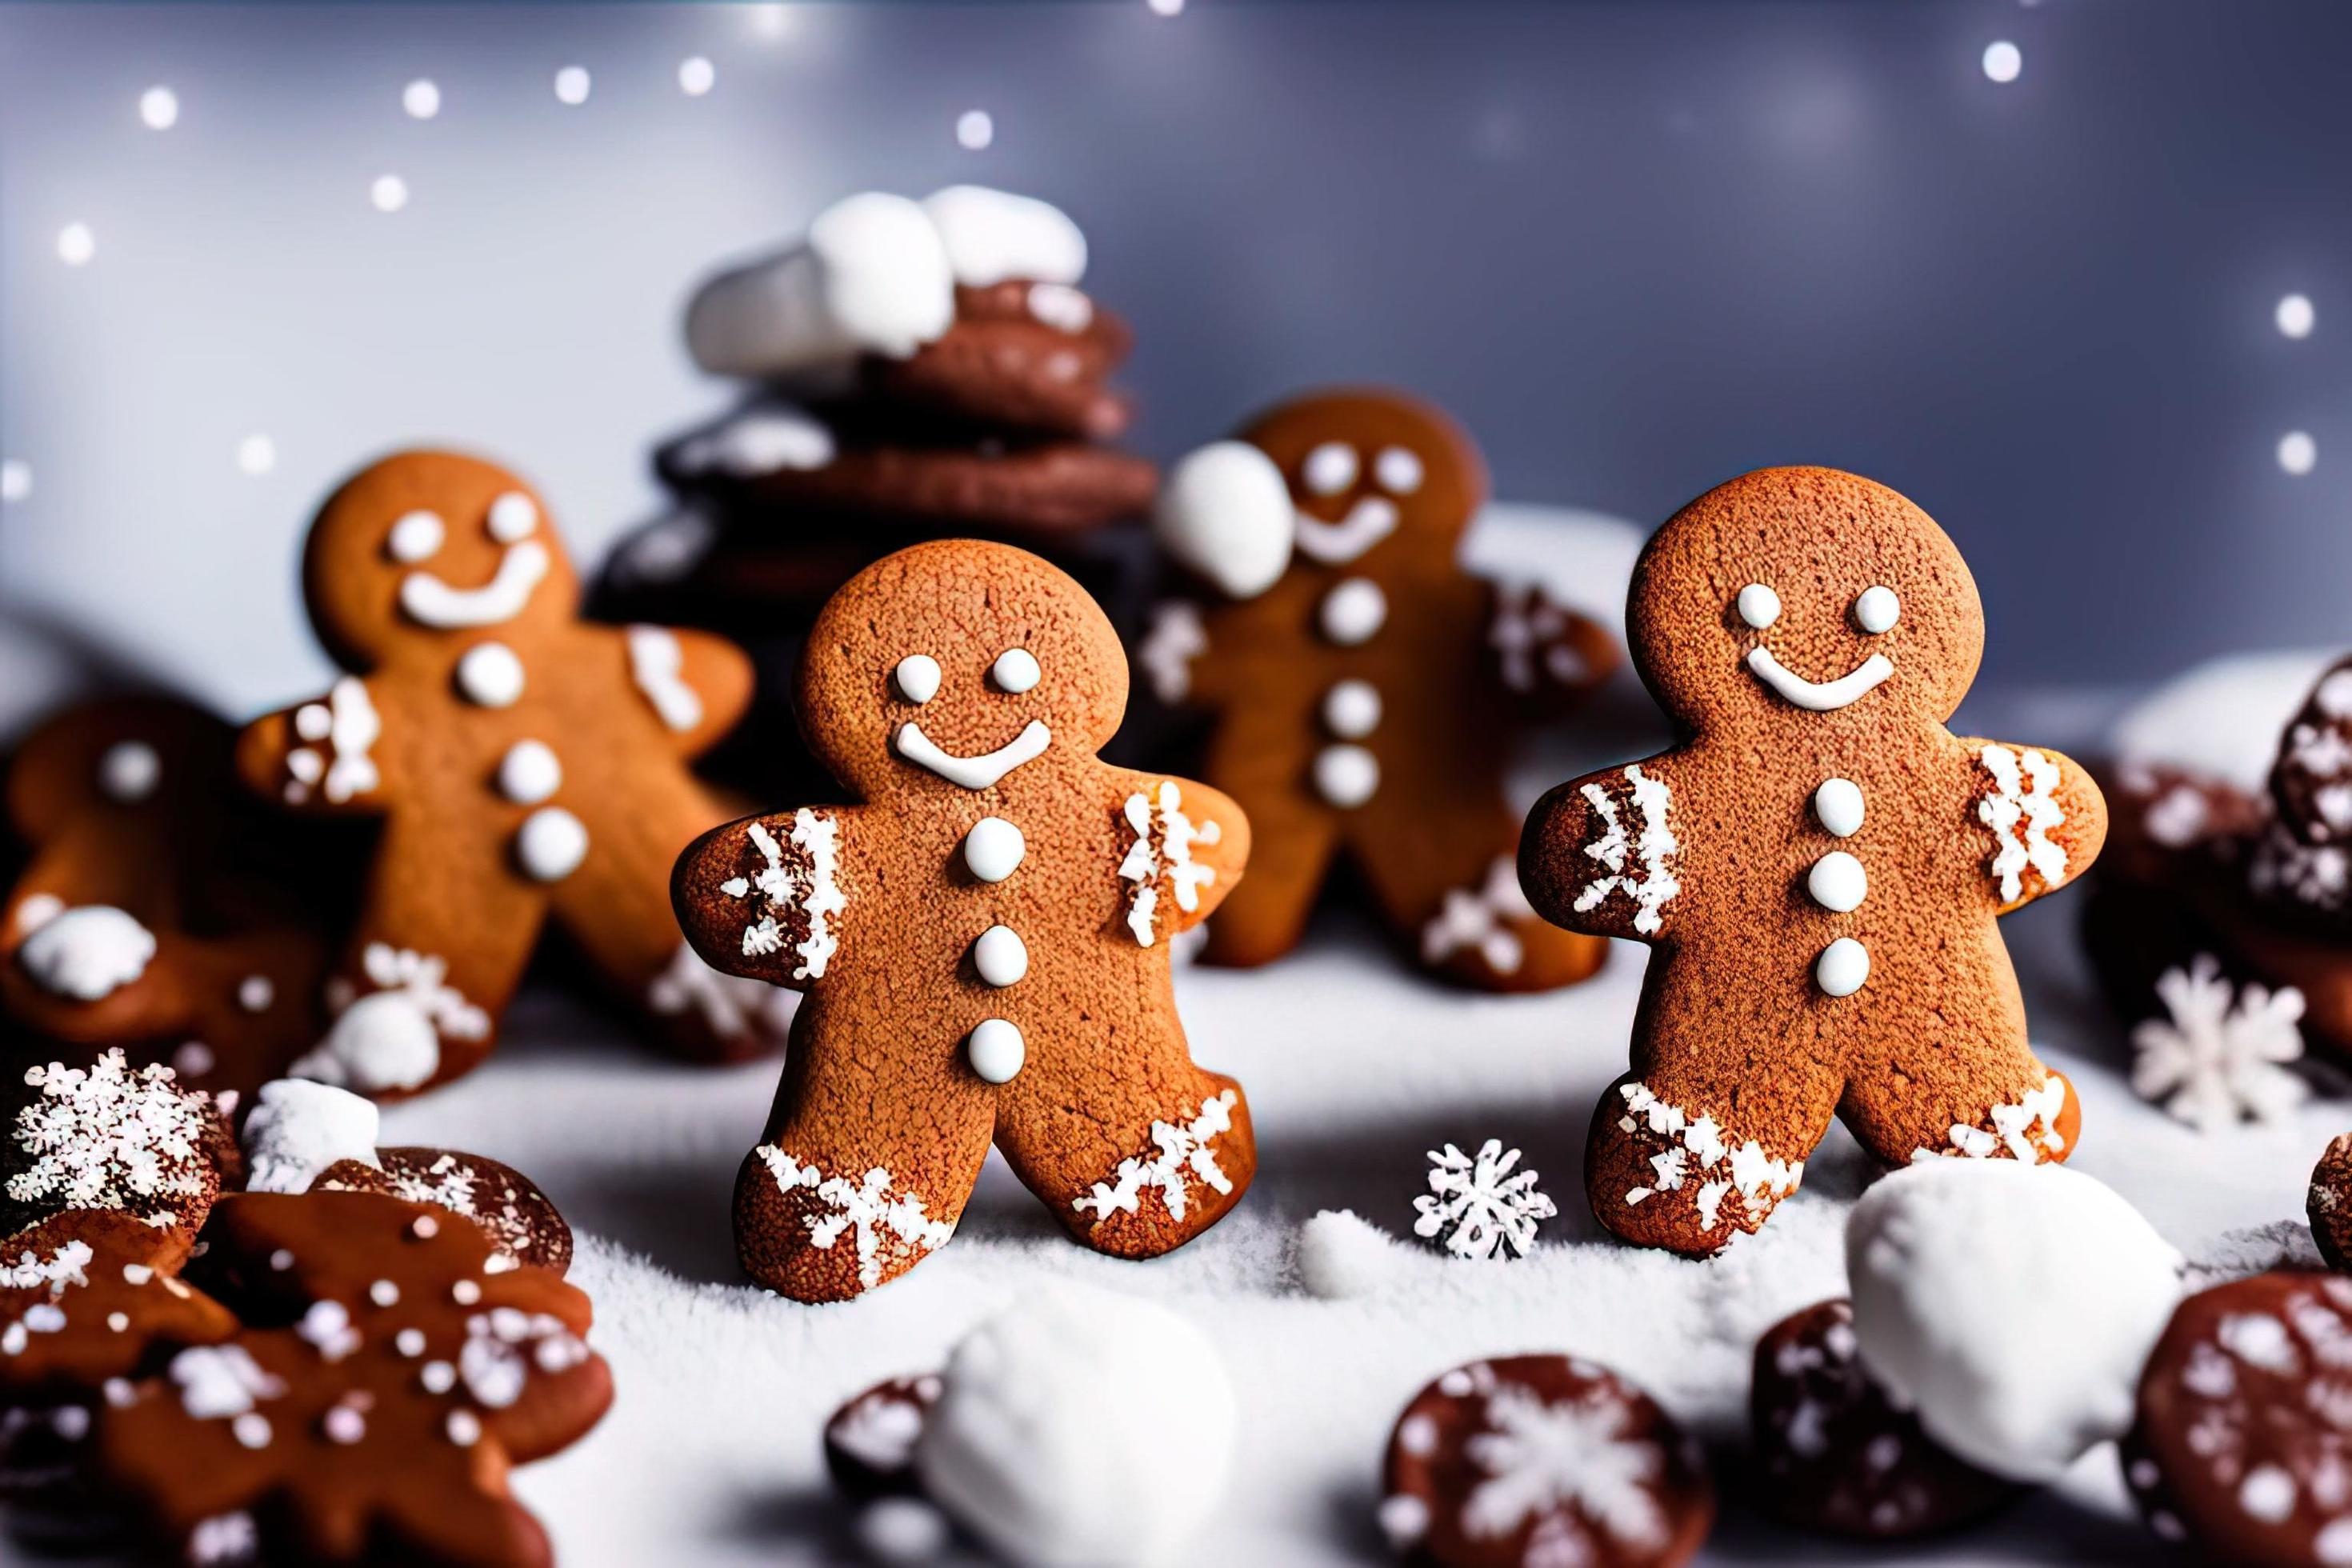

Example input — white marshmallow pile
[240,1078,383,1194]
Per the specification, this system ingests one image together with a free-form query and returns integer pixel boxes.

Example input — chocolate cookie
[0,1050,235,1243]
[316,1148,571,1277]
[825,1374,942,1498]
[2310,1134,2352,1273]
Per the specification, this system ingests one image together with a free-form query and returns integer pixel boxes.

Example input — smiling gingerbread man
[1519,467,2106,1255]
[672,539,1254,1302]
[238,450,789,1096]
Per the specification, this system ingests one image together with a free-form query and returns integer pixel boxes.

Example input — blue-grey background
[2,0,2346,714]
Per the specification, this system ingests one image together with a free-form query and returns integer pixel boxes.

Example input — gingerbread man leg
[1836,986,2081,1168]
[994,1049,1255,1261]
[734,1010,996,1303]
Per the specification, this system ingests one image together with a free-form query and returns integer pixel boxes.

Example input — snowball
[1153,441,1295,600]
[921,186,1086,288]
[240,1079,382,1194]
[1846,1159,2183,1482]
[289,990,441,1094]
[1296,1208,1402,1299]
[918,1284,1234,1566]
[855,1497,953,1563]
[16,905,155,1001]
[686,192,954,381]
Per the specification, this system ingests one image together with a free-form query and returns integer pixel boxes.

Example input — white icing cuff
[758,1148,955,1293]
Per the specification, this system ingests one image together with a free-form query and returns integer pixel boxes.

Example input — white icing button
[497,740,562,805]
[515,806,588,882]
[1322,679,1382,739]
[1806,851,1868,913]
[1319,578,1387,646]
[386,510,446,563]
[968,1018,1025,1084]
[1302,441,1358,496]
[1314,744,1380,809]
[486,490,538,543]
[1374,445,1423,494]
[990,647,1041,694]
[1737,583,1782,630]
[973,925,1028,987]
[1854,585,1900,634]
[1814,778,1866,838]
[293,703,332,742]
[456,642,525,708]
[237,975,274,1013]
[1816,937,1870,998]
[894,655,941,705]
[98,742,161,803]
[962,817,1026,883]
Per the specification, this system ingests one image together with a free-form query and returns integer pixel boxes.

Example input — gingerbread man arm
[1110,772,1250,942]
[671,805,859,992]
[615,624,754,757]
[1959,738,2108,914]
[1481,580,1622,717]
[1519,753,1686,943]
[235,676,394,817]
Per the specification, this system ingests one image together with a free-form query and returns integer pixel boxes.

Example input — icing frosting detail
[1572,765,1679,935]
[1815,937,1870,997]
[1118,781,1222,946]
[1314,744,1380,809]
[756,1148,955,1293]
[1071,1091,1240,1226]
[972,925,1027,987]
[961,817,1026,883]
[1422,858,1537,974]
[720,810,844,981]
[1745,646,1894,712]
[894,720,1050,790]
[966,1018,1025,1084]
[17,906,156,1001]
[400,539,551,630]
[514,807,588,882]
[1813,778,1865,838]
[1137,602,1206,704]
[625,626,703,732]
[455,642,526,709]
[1319,578,1388,646]
[1977,743,2067,902]
[1616,1081,1803,1231]
[284,677,381,805]
[1294,496,1398,566]
[894,654,942,705]
[1910,1074,2069,1163]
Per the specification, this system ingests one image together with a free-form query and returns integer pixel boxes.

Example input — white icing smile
[1294,496,1398,565]
[1745,646,1894,713]
[400,540,552,630]
[894,720,1051,790]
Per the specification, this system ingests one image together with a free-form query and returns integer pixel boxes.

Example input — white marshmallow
[922,186,1087,288]
[17,906,155,1001]
[289,990,442,1094]
[1153,442,1295,600]
[241,1080,382,1194]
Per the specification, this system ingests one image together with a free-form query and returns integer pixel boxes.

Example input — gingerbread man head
[1627,468,1984,738]
[302,453,581,670]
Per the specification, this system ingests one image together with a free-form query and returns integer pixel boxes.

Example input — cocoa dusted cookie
[2125,1270,2352,1562]
[1378,1354,1713,1567]
[0,1049,237,1245]
[1146,389,1619,990]
[1521,467,2104,1255]
[672,540,1254,1302]
[2310,1134,2352,1272]
[825,1374,942,1498]
[1749,1299,2021,1538]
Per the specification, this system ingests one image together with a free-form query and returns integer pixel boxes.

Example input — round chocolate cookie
[2126,1270,2352,1562]
[824,1374,942,1499]
[0,1050,234,1243]
[1750,1298,2020,1538]
[2311,1135,2352,1273]
[313,1146,572,1275]
[857,282,1134,442]
[1379,1354,1713,1567]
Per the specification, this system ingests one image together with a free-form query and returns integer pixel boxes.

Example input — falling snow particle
[2280,431,2318,477]
[370,175,409,214]
[238,436,277,477]
[679,57,716,97]
[403,79,441,120]
[554,66,592,106]
[956,110,994,150]
[1982,41,2022,83]
[57,225,95,266]
[2278,294,2317,340]
[139,86,179,130]
[1149,0,1186,14]
[1,462,29,504]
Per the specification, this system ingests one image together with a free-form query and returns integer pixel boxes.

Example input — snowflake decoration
[2132,954,2308,1132]
[1460,1383,1667,1551]
[1072,1091,1239,1224]
[1412,1139,1557,1260]
[757,1149,954,1293]
[6,1050,213,1218]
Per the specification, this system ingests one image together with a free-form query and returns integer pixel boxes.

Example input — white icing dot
[237,975,274,1013]
[13,893,64,934]
[962,818,1026,883]
[233,1414,272,1450]
[1982,39,2022,83]
[58,223,94,266]
[2278,294,2318,340]
[370,175,409,214]
[1806,851,1868,913]
[990,647,1042,694]
[515,806,589,882]
[967,1018,1025,1083]
[324,1406,366,1444]
[369,1279,400,1307]
[2241,1463,2298,1524]
[1314,744,1380,809]
[678,56,717,97]
[1737,583,1782,630]
[1814,778,1865,838]
[387,510,446,563]
[955,109,994,150]
[238,435,277,475]
[402,79,441,119]
[2282,430,2318,476]
[98,741,162,802]
[139,86,178,130]
[1374,446,1424,494]
[451,1279,482,1305]
[397,1328,426,1358]
[554,66,591,106]
[1816,937,1870,997]
[1319,578,1387,646]
[1322,679,1382,739]
[447,1409,482,1445]
[973,925,1028,987]
[456,642,526,708]
[293,703,332,742]
[497,739,562,805]
[486,490,538,543]
[894,655,942,705]
[1302,442,1358,496]
[1854,586,1900,634]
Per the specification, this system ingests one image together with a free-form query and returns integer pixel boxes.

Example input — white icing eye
[1374,446,1423,495]
[991,647,1041,694]
[486,491,538,543]
[1736,583,1782,630]
[1854,586,1900,634]
[1302,442,1358,497]
[387,510,446,563]
[894,655,941,705]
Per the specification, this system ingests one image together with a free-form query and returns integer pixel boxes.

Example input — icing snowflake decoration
[6,1050,213,1221]
[757,1150,954,1293]
[1074,1091,1241,1226]
[1137,602,1207,704]
[1910,1074,2070,1163]
[1488,582,1591,693]
[1412,1139,1558,1261]
[0,1238,93,1294]
[282,676,381,806]
[1574,765,1678,934]
[1117,781,1221,946]
[1616,1082,1802,1231]
[2251,825,2352,912]
[2130,954,2308,1132]
[1977,743,2067,902]
[351,943,490,1041]
[1460,1382,1668,1554]
[646,940,795,1042]
[722,810,843,980]
[1422,858,1537,974]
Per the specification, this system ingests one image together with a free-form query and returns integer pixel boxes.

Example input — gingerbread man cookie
[1146,389,1618,990]
[238,451,792,1095]
[672,540,1253,1302]
[1520,467,2106,1254]
[2,695,335,1102]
